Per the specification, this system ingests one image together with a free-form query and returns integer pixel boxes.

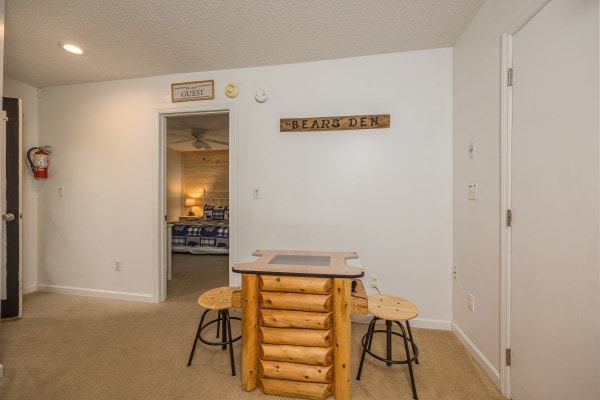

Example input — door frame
[1,100,23,320]
[499,0,551,397]
[156,104,237,302]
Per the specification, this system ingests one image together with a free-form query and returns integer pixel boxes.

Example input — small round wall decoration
[225,83,239,98]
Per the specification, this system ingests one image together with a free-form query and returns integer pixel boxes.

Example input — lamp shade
[185,198,197,207]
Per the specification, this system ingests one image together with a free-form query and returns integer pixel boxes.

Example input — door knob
[2,213,15,222]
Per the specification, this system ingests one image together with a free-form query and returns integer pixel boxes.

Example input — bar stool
[356,294,420,400]
[187,286,241,375]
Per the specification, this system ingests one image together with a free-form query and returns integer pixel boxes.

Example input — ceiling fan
[170,128,228,150]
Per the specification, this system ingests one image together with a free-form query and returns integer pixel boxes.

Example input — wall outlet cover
[468,293,475,312]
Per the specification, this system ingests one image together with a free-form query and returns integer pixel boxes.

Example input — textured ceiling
[4,0,484,88]
[167,112,229,152]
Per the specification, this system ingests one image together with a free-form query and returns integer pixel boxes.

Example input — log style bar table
[232,250,365,400]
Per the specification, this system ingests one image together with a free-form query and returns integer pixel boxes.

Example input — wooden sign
[280,114,390,132]
[171,80,214,102]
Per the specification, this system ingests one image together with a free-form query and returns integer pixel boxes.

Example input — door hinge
[506,348,512,366]
[506,209,512,227]
[507,68,513,86]
[164,215,167,221]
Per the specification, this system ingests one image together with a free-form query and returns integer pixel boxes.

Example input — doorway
[1,98,22,320]
[501,0,599,398]
[158,109,234,302]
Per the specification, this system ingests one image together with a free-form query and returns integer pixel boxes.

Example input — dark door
[1,97,21,319]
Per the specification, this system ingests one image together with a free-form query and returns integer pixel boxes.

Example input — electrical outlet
[370,275,379,289]
[115,260,121,271]
[468,293,475,312]
[453,264,458,280]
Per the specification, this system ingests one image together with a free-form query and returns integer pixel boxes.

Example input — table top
[232,249,365,278]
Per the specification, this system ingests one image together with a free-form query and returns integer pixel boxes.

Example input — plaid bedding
[203,205,228,220]
[171,219,229,249]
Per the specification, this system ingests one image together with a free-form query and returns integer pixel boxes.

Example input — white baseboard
[37,284,155,303]
[24,284,38,294]
[351,315,451,331]
[411,317,451,331]
[452,322,500,387]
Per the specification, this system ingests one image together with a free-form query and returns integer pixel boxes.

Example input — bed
[170,190,229,255]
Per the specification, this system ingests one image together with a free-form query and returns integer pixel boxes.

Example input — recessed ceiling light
[60,43,85,55]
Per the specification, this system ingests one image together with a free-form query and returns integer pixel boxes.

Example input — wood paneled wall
[182,149,229,214]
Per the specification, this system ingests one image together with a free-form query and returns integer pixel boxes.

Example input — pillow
[204,205,227,220]
[203,205,214,220]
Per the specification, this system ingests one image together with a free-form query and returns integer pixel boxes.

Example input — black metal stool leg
[221,310,228,350]
[187,309,209,366]
[367,317,378,352]
[216,310,221,339]
[356,317,377,380]
[398,322,418,400]
[386,319,393,367]
[224,309,236,376]
[405,320,419,365]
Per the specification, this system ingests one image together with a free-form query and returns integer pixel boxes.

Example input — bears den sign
[280,114,390,132]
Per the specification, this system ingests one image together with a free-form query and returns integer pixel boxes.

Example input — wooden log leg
[333,278,351,400]
[241,274,259,391]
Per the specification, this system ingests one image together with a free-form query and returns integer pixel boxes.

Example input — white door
[509,0,599,399]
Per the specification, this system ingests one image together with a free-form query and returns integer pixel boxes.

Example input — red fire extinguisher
[27,146,51,179]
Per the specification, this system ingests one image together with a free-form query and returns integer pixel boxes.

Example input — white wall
[166,148,182,221]
[452,0,563,384]
[3,78,39,294]
[37,49,453,326]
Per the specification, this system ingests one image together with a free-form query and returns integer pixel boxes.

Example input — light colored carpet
[0,254,505,400]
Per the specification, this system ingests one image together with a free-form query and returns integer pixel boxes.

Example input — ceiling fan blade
[170,138,193,144]
[205,139,229,145]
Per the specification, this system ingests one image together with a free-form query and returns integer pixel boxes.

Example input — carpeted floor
[0,254,506,400]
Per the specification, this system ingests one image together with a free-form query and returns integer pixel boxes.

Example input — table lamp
[185,198,197,216]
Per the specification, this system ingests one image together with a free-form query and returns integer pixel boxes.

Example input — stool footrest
[356,316,419,400]
[198,315,242,347]
[187,307,241,376]
[360,329,419,365]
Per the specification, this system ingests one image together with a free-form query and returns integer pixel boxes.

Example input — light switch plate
[468,184,478,201]
[468,141,475,159]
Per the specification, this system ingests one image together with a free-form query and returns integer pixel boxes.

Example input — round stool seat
[198,286,235,310]
[368,294,419,321]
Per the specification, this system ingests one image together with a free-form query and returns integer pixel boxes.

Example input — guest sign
[280,114,390,132]
[171,80,214,102]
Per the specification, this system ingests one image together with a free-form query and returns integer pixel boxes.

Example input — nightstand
[179,215,201,221]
